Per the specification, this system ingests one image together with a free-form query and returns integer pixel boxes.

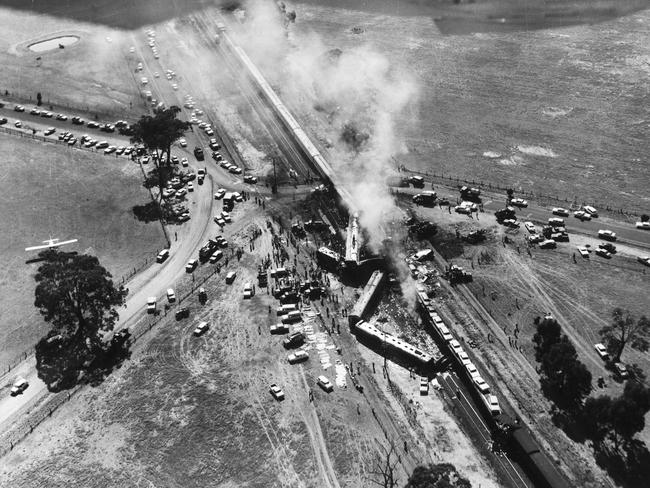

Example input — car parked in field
[146,296,156,314]
[44,127,56,136]
[595,248,612,259]
[209,250,223,264]
[599,242,616,254]
[193,321,209,337]
[287,350,309,364]
[13,105,25,112]
[269,383,285,401]
[225,271,237,284]
[10,378,29,396]
[243,175,258,184]
[552,207,570,217]
[167,288,176,302]
[175,307,190,320]
[179,138,187,147]
[583,205,598,217]
[573,210,592,221]
[614,362,629,379]
[510,198,528,208]
[636,221,650,230]
[283,331,305,349]
[524,222,536,234]
[243,282,254,299]
[156,249,170,263]
[185,259,198,273]
[56,113,68,121]
[317,375,334,392]
[577,247,589,258]
[598,229,616,241]
[594,343,609,361]
[14,120,22,128]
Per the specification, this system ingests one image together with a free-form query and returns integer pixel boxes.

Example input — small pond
[29,36,79,53]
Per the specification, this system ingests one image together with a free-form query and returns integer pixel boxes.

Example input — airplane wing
[25,239,77,252]
[25,244,52,251]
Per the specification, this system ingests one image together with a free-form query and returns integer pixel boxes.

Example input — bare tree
[368,441,399,488]
[600,308,650,362]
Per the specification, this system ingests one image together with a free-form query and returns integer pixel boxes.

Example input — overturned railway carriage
[353,320,434,369]
[317,247,341,273]
[348,270,386,328]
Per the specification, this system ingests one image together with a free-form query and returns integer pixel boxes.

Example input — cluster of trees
[532,316,592,413]
[34,250,130,391]
[130,106,190,195]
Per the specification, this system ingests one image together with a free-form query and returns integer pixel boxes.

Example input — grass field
[0,6,144,118]
[268,1,650,214]
[0,135,167,366]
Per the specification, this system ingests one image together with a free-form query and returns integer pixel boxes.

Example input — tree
[36,92,42,106]
[582,395,613,445]
[130,106,190,194]
[368,442,399,488]
[641,214,649,223]
[405,463,471,488]
[600,308,650,362]
[33,250,129,391]
[532,316,562,362]
[506,188,514,200]
[539,337,592,412]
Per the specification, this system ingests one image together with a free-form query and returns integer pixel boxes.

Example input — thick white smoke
[232,0,419,249]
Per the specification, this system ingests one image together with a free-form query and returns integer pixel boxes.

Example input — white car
[193,321,209,337]
[594,343,609,361]
[153,72,160,78]
[44,127,56,136]
[573,210,591,221]
[175,188,187,198]
[510,198,528,208]
[598,229,616,241]
[454,205,471,215]
[141,77,148,85]
[179,138,187,147]
[636,222,650,230]
[225,271,236,284]
[214,189,226,200]
[269,383,285,401]
[419,377,429,395]
[637,256,650,267]
[10,378,29,396]
[146,296,156,313]
[317,375,334,392]
[524,222,536,234]
[187,183,194,192]
[205,129,214,136]
[167,288,176,302]
[181,157,189,167]
[577,247,589,258]
[209,250,223,263]
[243,282,253,299]
[583,205,598,217]
[287,350,309,364]
[186,259,198,273]
[552,207,570,217]
[214,217,226,227]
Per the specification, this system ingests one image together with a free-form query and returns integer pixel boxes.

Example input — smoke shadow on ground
[0,0,222,30]
[293,0,650,35]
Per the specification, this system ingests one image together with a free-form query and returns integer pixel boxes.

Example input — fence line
[399,166,641,218]
[0,246,233,457]
[1,90,133,121]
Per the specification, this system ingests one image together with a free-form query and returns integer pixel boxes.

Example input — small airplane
[25,237,78,252]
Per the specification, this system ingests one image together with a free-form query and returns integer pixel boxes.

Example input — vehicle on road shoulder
[10,378,29,396]
[594,343,609,361]
[598,229,616,241]
[510,198,528,208]
[269,383,285,401]
[146,296,156,314]
[226,271,237,284]
[186,259,198,273]
[317,375,334,392]
[552,207,570,217]
[287,350,309,364]
[636,222,650,230]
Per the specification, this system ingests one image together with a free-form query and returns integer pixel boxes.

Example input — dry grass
[0,135,166,365]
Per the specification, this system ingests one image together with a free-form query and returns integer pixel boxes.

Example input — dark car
[175,307,190,320]
[282,331,305,349]
[0,117,7,125]
[71,116,85,125]
[194,147,204,161]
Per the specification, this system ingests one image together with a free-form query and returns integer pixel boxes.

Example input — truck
[199,239,218,262]
[223,192,234,211]
[412,191,437,206]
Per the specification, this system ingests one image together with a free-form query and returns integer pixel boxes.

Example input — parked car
[419,377,429,395]
[552,207,570,217]
[283,331,305,349]
[287,350,309,364]
[595,248,612,259]
[156,249,170,263]
[179,138,187,147]
[637,256,650,267]
[243,282,253,299]
[214,188,226,200]
[636,221,650,230]
[317,375,334,392]
[614,362,629,379]
[598,229,616,241]
[524,222,536,234]
[167,288,176,302]
[146,296,156,314]
[243,175,258,184]
[573,210,592,221]
[185,259,198,273]
[10,378,29,396]
[583,205,598,217]
[577,247,589,258]
[44,127,56,136]
[193,321,209,337]
[175,307,190,320]
[510,198,528,208]
[225,271,237,284]
[209,251,223,264]
[269,383,285,401]
[594,343,610,361]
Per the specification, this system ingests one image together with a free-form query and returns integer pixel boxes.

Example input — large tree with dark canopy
[599,308,650,362]
[532,316,563,362]
[130,106,190,194]
[33,250,129,391]
[404,463,471,488]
